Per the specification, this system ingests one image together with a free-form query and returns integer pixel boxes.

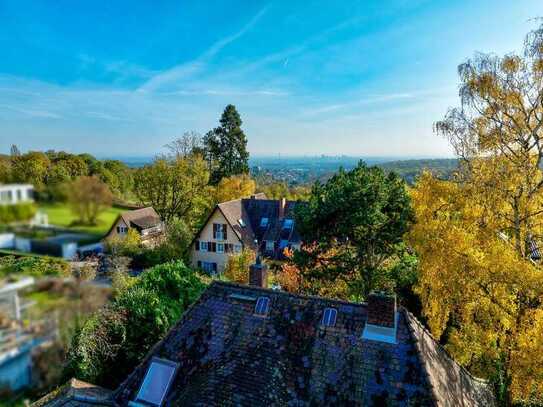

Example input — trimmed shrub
[64,261,207,387]
[0,203,37,223]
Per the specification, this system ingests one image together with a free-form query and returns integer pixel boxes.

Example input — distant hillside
[377,158,458,183]
[251,156,459,186]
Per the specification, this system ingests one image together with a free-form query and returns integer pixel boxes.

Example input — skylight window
[260,217,269,227]
[134,357,178,406]
[238,218,246,227]
[254,297,270,316]
[321,308,337,327]
[283,218,294,229]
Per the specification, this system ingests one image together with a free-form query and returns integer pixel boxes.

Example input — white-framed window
[217,243,224,253]
[260,217,269,227]
[234,244,242,253]
[214,223,225,240]
[117,225,128,234]
[199,241,208,252]
[265,240,275,251]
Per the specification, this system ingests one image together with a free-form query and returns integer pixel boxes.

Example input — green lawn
[38,203,124,236]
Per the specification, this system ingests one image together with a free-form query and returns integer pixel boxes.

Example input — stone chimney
[278,198,287,219]
[249,256,268,288]
[362,292,398,344]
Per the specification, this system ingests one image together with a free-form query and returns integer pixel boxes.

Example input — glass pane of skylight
[260,217,269,227]
[255,297,270,315]
[283,219,294,229]
[136,358,178,406]
[322,308,337,327]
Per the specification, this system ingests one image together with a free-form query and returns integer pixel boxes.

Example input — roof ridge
[218,197,244,206]
[403,308,491,385]
[212,280,366,308]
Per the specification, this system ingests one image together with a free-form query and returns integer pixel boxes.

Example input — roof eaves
[403,308,494,405]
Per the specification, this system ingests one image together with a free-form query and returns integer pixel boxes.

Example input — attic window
[260,217,269,227]
[321,308,337,327]
[238,218,246,227]
[254,297,270,316]
[283,218,294,229]
[134,357,178,406]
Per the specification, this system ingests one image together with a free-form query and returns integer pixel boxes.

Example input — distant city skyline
[0,0,541,157]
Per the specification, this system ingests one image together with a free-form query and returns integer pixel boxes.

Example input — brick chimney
[249,256,268,288]
[362,292,398,344]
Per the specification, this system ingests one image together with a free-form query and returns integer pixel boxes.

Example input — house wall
[191,209,243,273]
[0,185,34,205]
[106,219,129,240]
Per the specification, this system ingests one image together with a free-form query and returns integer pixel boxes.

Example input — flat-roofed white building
[0,184,34,205]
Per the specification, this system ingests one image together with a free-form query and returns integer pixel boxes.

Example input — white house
[0,184,34,205]
[191,194,303,274]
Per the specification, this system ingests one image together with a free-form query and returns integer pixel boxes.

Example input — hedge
[0,203,37,223]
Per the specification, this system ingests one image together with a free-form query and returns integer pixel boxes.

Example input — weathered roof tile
[112,282,495,406]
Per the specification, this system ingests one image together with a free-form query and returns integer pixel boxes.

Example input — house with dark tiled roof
[35,262,495,407]
[191,194,303,274]
[105,207,164,246]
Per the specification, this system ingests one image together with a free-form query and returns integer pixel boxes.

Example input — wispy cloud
[0,103,62,119]
[140,5,270,93]
[301,93,415,117]
[163,88,288,97]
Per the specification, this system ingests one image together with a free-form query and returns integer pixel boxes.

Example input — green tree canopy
[204,104,249,184]
[293,162,414,300]
[64,261,206,387]
[11,151,51,191]
[134,155,211,225]
[68,176,113,225]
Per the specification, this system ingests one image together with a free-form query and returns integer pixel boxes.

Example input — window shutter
[213,224,217,239]
[211,242,217,252]
[223,224,228,240]
[116,226,121,233]
[195,240,200,251]
[212,263,217,272]
[197,261,202,268]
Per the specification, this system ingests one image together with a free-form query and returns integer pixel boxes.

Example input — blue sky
[0,0,541,157]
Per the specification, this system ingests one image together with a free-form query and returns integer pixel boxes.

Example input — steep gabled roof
[106,207,161,237]
[217,198,259,247]
[113,282,495,406]
[120,207,161,228]
[193,195,304,250]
